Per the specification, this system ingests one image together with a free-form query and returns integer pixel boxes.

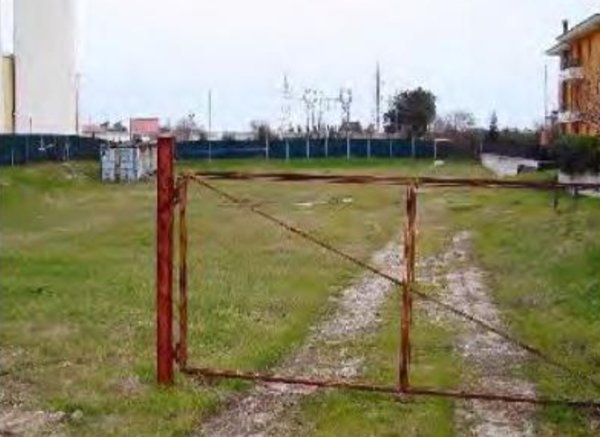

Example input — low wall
[481,153,540,177]
[558,172,600,198]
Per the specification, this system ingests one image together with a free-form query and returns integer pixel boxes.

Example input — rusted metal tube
[400,184,417,391]
[177,177,189,368]
[181,366,600,408]
[191,170,600,191]
[156,136,175,385]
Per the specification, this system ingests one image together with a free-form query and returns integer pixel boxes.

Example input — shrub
[555,135,600,175]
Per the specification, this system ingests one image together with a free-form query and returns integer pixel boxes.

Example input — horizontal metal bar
[182,366,600,408]
[191,171,600,191]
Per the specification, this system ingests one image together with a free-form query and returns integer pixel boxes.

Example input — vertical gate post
[400,183,417,391]
[177,177,189,368]
[156,136,175,385]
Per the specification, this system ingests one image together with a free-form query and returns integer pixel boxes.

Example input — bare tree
[250,120,275,142]
[173,114,196,141]
[433,110,476,134]
[173,114,207,141]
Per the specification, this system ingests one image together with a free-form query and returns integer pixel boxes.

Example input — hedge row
[556,135,600,175]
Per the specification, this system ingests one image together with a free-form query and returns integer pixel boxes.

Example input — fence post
[389,137,393,159]
[399,184,417,392]
[177,176,189,369]
[411,136,416,159]
[325,131,329,158]
[156,136,175,385]
[306,135,310,159]
[346,133,350,160]
[367,135,371,159]
[11,144,14,166]
[286,139,290,161]
[265,135,270,160]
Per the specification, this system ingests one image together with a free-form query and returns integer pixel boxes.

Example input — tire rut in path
[421,231,536,437]
[196,238,402,437]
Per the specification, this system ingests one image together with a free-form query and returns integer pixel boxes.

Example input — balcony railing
[560,57,582,70]
[558,110,582,124]
[559,66,584,82]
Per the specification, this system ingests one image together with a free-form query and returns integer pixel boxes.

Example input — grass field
[2,158,599,436]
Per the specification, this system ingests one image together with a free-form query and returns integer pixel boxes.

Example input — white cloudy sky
[1,0,599,130]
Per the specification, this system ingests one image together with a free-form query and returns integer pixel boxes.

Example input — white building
[13,0,78,134]
[0,2,6,132]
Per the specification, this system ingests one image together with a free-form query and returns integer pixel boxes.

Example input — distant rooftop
[547,13,600,56]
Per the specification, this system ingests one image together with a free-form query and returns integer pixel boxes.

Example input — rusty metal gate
[155,136,600,409]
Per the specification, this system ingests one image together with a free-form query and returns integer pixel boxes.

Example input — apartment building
[547,14,600,135]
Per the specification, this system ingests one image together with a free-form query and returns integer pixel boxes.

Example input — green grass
[442,188,600,434]
[1,159,482,436]
[179,157,488,177]
[2,158,599,436]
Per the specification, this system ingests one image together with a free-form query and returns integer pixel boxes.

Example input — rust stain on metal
[156,136,175,385]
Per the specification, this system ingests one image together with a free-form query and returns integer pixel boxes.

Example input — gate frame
[155,136,600,409]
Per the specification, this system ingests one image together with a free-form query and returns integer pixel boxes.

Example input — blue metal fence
[0,135,109,166]
[176,138,439,161]
[1,135,475,166]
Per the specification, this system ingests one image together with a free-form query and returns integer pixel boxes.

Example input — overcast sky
[2,0,599,131]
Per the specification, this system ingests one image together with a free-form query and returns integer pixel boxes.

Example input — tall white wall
[14,0,77,134]
[0,1,5,132]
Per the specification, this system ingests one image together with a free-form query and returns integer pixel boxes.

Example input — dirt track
[197,238,403,436]
[421,232,536,436]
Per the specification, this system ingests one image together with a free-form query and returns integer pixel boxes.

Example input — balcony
[558,110,582,123]
[559,66,584,82]
[561,57,582,70]
[559,58,584,82]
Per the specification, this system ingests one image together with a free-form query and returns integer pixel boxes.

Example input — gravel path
[197,238,402,437]
[421,232,536,437]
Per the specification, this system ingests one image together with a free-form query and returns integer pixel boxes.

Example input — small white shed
[101,143,157,182]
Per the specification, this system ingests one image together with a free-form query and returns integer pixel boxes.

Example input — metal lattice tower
[280,74,293,133]
[302,88,319,133]
[339,87,353,127]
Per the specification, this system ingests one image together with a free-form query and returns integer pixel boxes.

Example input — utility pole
[375,63,381,133]
[544,65,549,122]
[207,90,212,138]
[75,73,81,135]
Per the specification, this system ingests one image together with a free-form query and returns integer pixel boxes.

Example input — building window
[561,82,568,111]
